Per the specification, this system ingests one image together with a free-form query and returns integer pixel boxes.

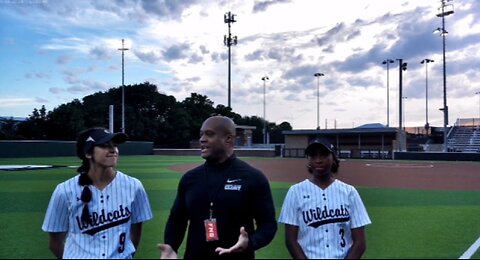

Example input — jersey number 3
[339,229,346,248]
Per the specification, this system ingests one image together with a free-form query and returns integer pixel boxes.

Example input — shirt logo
[224,184,242,191]
[226,178,241,183]
[302,205,350,228]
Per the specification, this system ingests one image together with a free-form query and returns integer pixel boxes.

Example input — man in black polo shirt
[158,115,277,259]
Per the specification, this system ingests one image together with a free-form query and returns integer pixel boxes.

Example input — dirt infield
[169,158,480,191]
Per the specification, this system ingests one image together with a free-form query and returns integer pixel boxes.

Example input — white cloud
[0,98,37,108]
[1,0,479,129]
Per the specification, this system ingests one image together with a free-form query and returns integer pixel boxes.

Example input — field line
[459,236,480,259]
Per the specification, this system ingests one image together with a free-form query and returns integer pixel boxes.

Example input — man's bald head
[202,116,236,137]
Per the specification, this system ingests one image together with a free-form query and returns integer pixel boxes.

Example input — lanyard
[204,157,235,219]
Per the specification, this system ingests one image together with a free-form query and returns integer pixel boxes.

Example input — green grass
[0,155,479,259]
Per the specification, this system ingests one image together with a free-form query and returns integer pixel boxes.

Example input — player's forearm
[49,244,64,259]
[345,241,366,259]
[130,223,143,249]
[285,240,307,259]
[48,232,66,259]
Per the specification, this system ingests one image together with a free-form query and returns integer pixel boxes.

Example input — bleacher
[447,119,480,152]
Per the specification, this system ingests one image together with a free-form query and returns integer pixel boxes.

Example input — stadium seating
[447,126,480,152]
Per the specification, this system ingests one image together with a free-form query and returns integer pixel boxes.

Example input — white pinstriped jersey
[278,179,371,259]
[42,171,153,259]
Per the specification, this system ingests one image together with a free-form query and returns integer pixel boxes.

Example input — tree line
[0,82,292,147]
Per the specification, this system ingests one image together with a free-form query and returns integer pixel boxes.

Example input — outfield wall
[153,148,277,157]
[0,140,153,158]
[394,151,480,161]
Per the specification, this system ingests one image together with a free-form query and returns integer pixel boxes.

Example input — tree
[180,93,216,143]
[269,121,292,143]
[47,99,85,140]
[13,83,293,146]
[236,116,264,144]
[0,117,22,140]
[17,105,48,139]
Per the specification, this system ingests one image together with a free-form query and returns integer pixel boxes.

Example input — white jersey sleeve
[130,177,153,224]
[278,184,301,226]
[42,181,72,232]
[348,187,371,229]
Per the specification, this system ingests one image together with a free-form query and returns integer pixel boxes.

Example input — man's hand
[215,226,249,255]
[157,243,178,259]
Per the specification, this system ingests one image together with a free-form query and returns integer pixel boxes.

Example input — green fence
[0,140,153,157]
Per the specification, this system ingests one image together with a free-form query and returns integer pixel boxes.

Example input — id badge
[204,218,219,241]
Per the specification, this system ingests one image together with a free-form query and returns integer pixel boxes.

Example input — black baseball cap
[82,128,128,154]
[305,137,336,156]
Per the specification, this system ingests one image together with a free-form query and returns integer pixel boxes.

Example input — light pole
[397,59,407,151]
[476,91,480,127]
[421,59,434,132]
[224,11,237,108]
[382,59,394,127]
[118,39,129,133]
[402,96,408,131]
[314,73,325,130]
[261,76,269,144]
[435,0,454,152]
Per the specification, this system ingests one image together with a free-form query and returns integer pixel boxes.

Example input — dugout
[282,124,398,159]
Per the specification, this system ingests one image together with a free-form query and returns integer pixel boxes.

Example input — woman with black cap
[42,127,153,259]
[278,137,371,259]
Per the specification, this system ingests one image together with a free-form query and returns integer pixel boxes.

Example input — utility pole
[224,11,237,108]
[118,39,129,133]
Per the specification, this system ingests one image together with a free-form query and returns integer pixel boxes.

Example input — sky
[1,0,479,130]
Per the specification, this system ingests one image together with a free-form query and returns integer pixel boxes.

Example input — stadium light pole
[314,73,325,130]
[118,39,129,133]
[382,59,395,127]
[397,59,407,151]
[402,96,408,131]
[434,0,454,152]
[476,91,480,126]
[421,59,434,132]
[224,11,237,108]
[261,76,269,144]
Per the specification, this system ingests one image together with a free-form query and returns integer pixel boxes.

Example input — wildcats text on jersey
[76,205,131,235]
[302,204,350,228]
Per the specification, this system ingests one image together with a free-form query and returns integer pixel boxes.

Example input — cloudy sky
[1,0,479,130]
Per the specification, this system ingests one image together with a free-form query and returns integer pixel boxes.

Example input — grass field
[0,155,479,259]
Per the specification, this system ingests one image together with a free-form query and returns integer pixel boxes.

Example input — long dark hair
[75,128,104,225]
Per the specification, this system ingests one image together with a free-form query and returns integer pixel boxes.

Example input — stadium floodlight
[421,59,434,132]
[314,73,325,130]
[396,59,407,151]
[382,59,395,127]
[476,91,480,126]
[118,39,129,133]
[402,96,408,131]
[435,0,454,152]
[261,76,269,144]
